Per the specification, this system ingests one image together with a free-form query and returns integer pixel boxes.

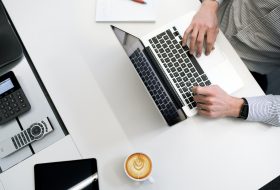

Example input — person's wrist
[227,97,244,118]
[202,0,219,13]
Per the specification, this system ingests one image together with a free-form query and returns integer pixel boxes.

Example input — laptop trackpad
[197,48,243,94]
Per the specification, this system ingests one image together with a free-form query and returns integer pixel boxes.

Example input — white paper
[96,0,156,22]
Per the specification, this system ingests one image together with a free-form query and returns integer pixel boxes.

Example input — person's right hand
[182,0,219,57]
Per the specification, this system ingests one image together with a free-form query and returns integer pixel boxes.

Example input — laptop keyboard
[130,48,179,125]
[148,27,211,110]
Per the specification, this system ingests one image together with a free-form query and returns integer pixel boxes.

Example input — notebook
[96,0,157,22]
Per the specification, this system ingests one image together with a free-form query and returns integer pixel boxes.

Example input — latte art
[125,153,152,180]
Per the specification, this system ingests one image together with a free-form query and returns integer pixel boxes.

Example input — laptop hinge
[143,46,184,109]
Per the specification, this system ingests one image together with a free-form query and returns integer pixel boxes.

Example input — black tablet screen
[34,158,99,190]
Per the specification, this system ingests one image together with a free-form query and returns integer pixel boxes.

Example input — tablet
[34,158,99,190]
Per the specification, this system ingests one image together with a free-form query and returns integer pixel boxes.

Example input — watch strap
[238,98,249,120]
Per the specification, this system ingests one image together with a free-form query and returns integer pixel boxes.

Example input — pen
[132,0,147,4]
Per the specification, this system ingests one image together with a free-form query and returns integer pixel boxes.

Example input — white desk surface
[2,0,280,189]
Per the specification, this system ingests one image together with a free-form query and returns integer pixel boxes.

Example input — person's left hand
[192,85,244,118]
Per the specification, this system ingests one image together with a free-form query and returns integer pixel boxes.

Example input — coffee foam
[125,153,152,180]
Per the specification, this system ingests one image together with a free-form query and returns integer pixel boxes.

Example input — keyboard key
[188,52,204,75]
[199,82,205,87]
[174,31,179,36]
[205,80,211,86]
[177,67,182,72]
[151,38,157,44]
[191,102,197,107]
[157,33,164,39]
[180,72,185,77]
[176,77,182,82]
[175,44,181,49]
[184,58,190,63]
[190,78,195,83]
[201,74,208,81]
[166,30,175,40]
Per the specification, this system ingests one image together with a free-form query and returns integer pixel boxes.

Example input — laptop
[111,11,243,126]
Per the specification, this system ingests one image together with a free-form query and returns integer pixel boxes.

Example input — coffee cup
[124,152,154,183]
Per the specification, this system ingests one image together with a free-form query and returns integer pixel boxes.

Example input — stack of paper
[96,0,157,22]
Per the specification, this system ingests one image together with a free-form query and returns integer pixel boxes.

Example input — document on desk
[96,0,157,22]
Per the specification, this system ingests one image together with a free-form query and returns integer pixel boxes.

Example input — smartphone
[34,158,99,190]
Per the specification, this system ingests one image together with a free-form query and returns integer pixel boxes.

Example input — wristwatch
[238,98,249,119]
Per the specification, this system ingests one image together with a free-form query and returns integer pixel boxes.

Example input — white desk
[2,0,280,189]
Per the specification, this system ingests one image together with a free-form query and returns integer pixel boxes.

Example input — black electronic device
[0,71,31,124]
[0,117,53,158]
[34,158,99,190]
[0,2,23,67]
[259,174,280,190]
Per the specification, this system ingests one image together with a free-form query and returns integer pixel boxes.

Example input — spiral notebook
[96,0,157,22]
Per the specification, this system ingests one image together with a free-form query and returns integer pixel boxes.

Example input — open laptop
[111,12,243,126]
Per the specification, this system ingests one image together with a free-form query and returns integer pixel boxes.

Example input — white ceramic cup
[124,152,154,183]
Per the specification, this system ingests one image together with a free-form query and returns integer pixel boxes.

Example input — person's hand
[182,0,219,57]
[192,85,244,118]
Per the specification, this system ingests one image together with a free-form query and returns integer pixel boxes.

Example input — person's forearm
[246,95,280,127]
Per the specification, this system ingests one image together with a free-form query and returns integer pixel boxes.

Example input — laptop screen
[111,25,145,57]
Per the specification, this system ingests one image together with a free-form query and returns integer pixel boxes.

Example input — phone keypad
[0,89,31,124]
